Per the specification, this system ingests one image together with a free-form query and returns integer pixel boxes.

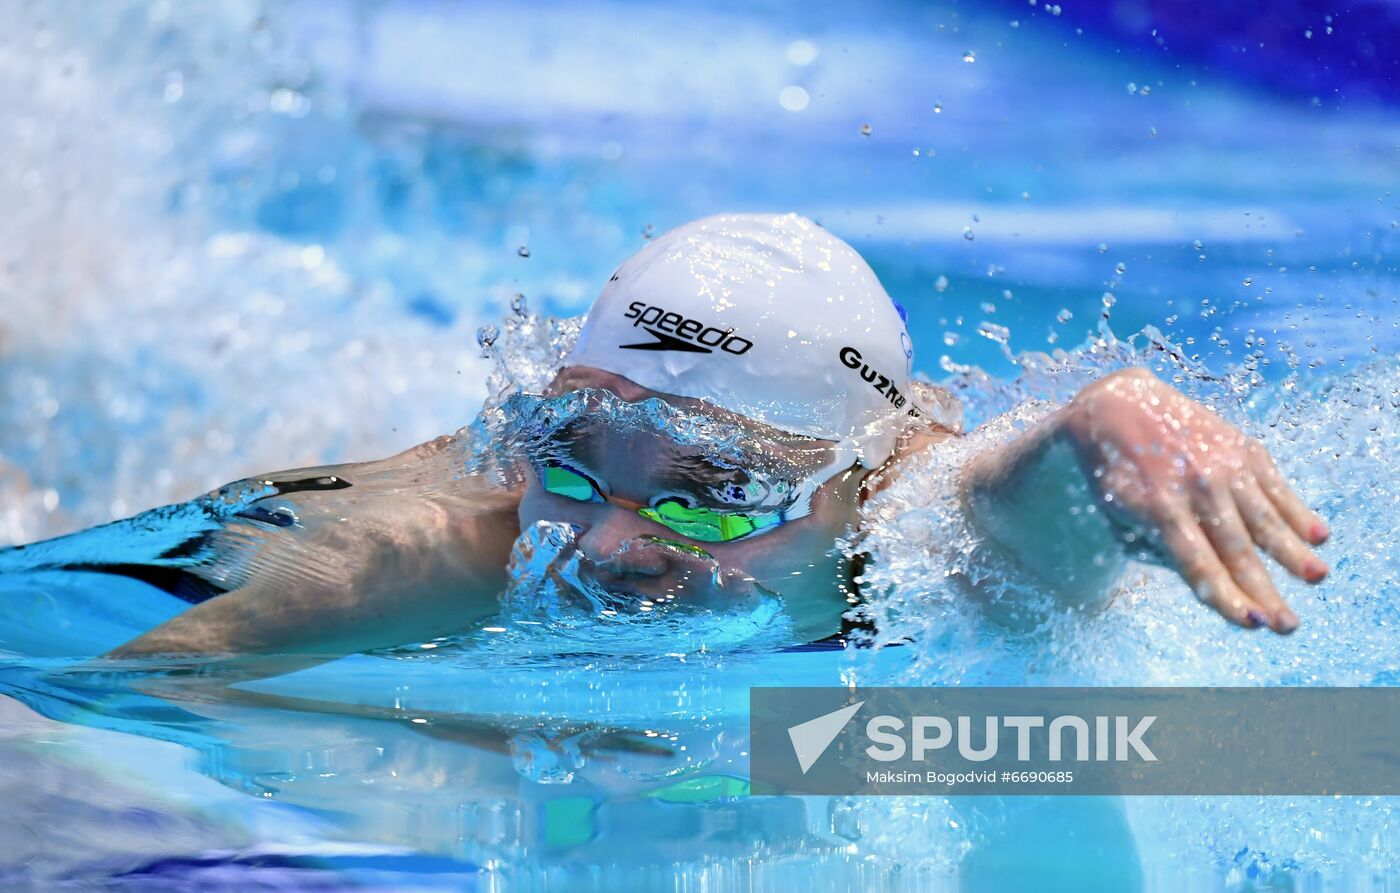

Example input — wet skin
[99,364,1329,671]
[962,367,1329,633]
[517,367,873,645]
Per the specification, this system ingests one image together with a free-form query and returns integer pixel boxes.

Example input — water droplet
[1056,308,1073,323]
[860,123,872,136]
[779,85,810,111]
[977,321,1010,344]
[477,324,500,357]
[962,226,975,241]
[1139,85,1151,96]
[786,39,819,66]
[1192,239,1204,251]
[1114,262,1127,275]
[1102,291,1117,307]
[1243,277,1253,287]
[943,331,960,346]
[963,50,976,63]
[1097,243,1108,254]
[511,293,528,315]
[517,246,530,258]
[933,102,943,114]
[934,275,949,293]
[1127,82,1138,94]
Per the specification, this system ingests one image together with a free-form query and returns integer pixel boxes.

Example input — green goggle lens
[541,464,604,503]
[540,462,781,544]
[639,501,770,543]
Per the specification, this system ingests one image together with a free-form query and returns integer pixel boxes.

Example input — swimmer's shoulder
[859,383,961,499]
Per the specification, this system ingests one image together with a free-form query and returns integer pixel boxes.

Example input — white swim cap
[567,212,920,467]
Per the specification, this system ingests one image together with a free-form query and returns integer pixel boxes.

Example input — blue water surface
[0,1,1398,890]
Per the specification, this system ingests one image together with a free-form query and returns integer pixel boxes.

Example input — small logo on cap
[620,327,712,353]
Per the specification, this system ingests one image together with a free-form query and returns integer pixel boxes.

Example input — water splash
[489,520,792,658]
[841,316,1400,881]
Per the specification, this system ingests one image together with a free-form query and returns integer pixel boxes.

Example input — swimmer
[10,213,1329,665]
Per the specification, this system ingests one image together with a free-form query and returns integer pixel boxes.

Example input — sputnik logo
[787,700,864,774]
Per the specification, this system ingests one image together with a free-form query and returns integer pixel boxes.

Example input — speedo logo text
[620,301,755,355]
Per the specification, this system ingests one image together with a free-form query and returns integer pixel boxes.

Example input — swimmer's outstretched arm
[104,435,521,670]
[957,367,1329,633]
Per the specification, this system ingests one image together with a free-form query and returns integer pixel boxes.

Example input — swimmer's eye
[638,499,783,544]
[539,463,605,504]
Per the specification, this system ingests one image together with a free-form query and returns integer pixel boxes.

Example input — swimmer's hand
[962,367,1328,634]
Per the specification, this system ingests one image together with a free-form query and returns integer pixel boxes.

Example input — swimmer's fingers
[1236,474,1328,585]
[1247,442,1329,546]
[1154,504,1267,630]
[1202,482,1299,634]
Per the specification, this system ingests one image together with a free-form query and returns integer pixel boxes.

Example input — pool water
[1,1,1398,889]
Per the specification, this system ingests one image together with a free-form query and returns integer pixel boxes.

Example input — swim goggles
[535,443,860,544]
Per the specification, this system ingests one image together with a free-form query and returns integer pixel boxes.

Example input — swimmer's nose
[575,508,669,577]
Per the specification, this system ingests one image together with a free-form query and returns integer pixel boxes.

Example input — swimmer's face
[515,366,867,643]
